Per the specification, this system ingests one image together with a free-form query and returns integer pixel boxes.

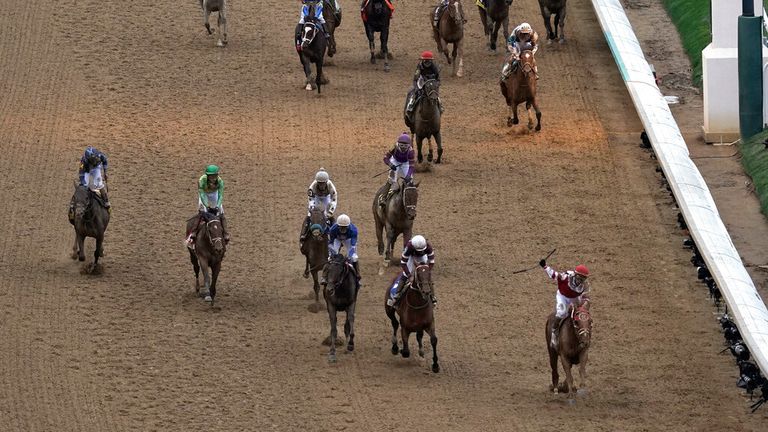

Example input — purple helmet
[397,133,411,145]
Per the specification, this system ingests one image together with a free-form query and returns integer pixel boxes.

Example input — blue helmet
[84,146,96,158]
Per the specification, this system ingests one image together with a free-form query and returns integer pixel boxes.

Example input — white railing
[591,0,768,379]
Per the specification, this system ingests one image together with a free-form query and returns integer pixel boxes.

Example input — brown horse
[433,0,465,77]
[361,0,394,71]
[373,180,418,269]
[546,304,592,399]
[500,50,541,131]
[385,264,439,373]
[301,207,329,313]
[186,210,226,304]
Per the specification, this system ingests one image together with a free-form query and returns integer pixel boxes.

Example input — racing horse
[323,253,359,363]
[301,207,330,313]
[361,0,394,71]
[385,264,439,373]
[406,79,443,163]
[199,0,228,47]
[186,209,226,304]
[70,184,110,273]
[500,50,541,131]
[478,0,512,52]
[297,10,329,93]
[373,180,419,268]
[546,304,592,399]
[538,0,567,44]
[433,0,466,77]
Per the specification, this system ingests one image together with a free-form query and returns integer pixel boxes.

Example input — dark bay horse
[538,0,567,44]
[70,184,110,273]
[361,0,393,71]
[297,15,328,93]
[301,207,329,313]
[406,79,443,163]
[478,0,512,52]
[373,180,418,270]
[199,0,227,47]
[385,264,439,373]
[500,50,541,131]
[433,0,466,77]
[322,0,341,58]
[323,254,359,363]
[186,210,226,304]
[546,304,592,399]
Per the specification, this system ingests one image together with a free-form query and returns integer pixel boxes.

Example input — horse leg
[188,248,201,294]
[548,346,560,392]
[366,26,376,64]
[557,9,567,44]
[92,234,103,270]
[203,5,212,35]
[427,137,434,163]
[416,330,425,357]
[345,302,356,352]
[526,101,535,130]
[375,214,385,256]
[511,102,520,125]
[540,6,555,42]
[209,260,221,303]
[316,61,323,94]
[489,21,500,52]
[400,327,411,358]
[381,28,390,72]
[578,351,589,390]
[434,131,443,164]
[560,357,576,399]
[310,270,322,312]
[77,233,86,262]
[427,325,439,373]
[534,99,542,132]
[416,135,424,163]
[217,6,228,46]
[440,38,451,66]
[387,307,400,354]
[327,304,338,363]
[199,257,212,301]
[71,232,79,260]
[301,55,313,91]
[455,41,464,78]
[478,7,489,42]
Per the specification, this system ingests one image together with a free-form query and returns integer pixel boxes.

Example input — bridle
[572,306,592,346]
[301,22,317,48]
[402,186,417,219]
[405,264,433,310]
[448,0,463,26]
[205,219,225,251]
[324,256,349,296]
[519,51,535,78]
[422,80,440,101]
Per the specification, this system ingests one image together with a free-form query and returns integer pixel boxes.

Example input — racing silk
[78,149,108,185]
[307,179,338,210]
[300,0,326,24]
[328,223,358,246]
[507,27,539,55]
[400,240,435,275]
[383,146,415,177]
[544,266,585,299]
[198,175,224,208]
[413,62,440,86]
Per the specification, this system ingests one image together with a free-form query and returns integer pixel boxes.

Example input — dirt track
[1,0,766,430]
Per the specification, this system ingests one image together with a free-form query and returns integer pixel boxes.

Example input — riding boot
[387,274,408,306]
[535,65,540,80]
[99,188,111,209]
[379,183,392,209]
[352,261,361,287]
[220,212,230,243]
[551,317,563,347]
[300,216,310,243]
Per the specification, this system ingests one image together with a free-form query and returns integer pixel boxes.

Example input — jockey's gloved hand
[389,164,397,171]
[539,259,546,268]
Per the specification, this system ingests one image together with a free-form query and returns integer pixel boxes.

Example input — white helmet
[337,214,351,227]
[411,235,427,251]
[315,169,329,183]
[518,23,532,34]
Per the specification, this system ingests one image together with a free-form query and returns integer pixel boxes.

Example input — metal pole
[738,0,763,138]
[743,0,754,17]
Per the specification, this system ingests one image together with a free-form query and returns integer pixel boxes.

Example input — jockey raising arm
[327,214,361,283]
[387,235,437,306]
[540,259,590,347]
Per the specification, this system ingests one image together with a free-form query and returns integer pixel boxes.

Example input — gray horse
[433,0,466,77]
[70,184,110,273]
[186,210,226,304]
[373,180,418,271]
[538,0,567,44]
[405,79,443,164]
[301,207,329,313]
[322,253,359,363]
[199,0,228,47]
[478,0,512,52]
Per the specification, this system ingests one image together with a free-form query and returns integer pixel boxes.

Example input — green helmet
[205,165,220,175]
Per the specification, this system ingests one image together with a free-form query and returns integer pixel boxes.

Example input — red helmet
[420,51,434,60]
[574,265,590,277]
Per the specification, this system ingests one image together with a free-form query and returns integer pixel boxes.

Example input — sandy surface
[0,0,766,430]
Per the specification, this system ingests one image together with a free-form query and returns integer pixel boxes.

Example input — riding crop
[371,163,404,179]
[511,248,556,274]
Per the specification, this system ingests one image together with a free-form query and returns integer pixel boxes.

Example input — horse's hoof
[347,343,354,352]
[417,155,423,163]
[400,349,410,358]
[435,157,442,164]
[456,70,463,78]
[387,52,393,60]
[204,295,213,302]
[559,38,566,45]
[432,364,440,373]
[507,117,514,127]
[547,39,553,45]
[528,123,534,131]
[70,252,78,260]
[370,56,376,64]
[303,271,309,279]
[418,349,425,358]
[305,84,313,91]
[328,354,337,363]
[384,63,391,73]
[512,118,519,125]
[216,40,224,47]
[391,344,399,355]
[78,256,85,262]
[535,124,542,132]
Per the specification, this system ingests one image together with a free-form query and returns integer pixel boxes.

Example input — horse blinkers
[301,24,316,49]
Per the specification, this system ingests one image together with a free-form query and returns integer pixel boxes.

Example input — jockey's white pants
[330,239,358,262]
[555,291,579,319]
[198,192,223,213]
[83,165,105,191]
[308,195,335,217]
[388,156,410,190]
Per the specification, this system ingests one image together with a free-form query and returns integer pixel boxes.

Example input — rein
[404,265,432,310]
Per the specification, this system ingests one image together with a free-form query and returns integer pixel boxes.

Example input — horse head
[572,305,592,349]
[301,19,319,50]
[402,182,419,220]
[204,216,226,254]
[413,264,434,301]
[73,184,92,219]
[324,253,349,292]
[422,79,441,103]
[447,0,464,26]
[309,207,328,240]
[519,50,536,78]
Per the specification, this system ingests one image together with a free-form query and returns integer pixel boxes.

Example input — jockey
[387,235,437,307]
[297,0,331,41]
[502,22,539,80]
[186,165,230,246]
[78,146,111,209]
[300,168,338,243]
[379,132,415,208]
[327,214,361,284]
[433,0,465,28]
[540,259,590,348]
[405,51,444,121]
